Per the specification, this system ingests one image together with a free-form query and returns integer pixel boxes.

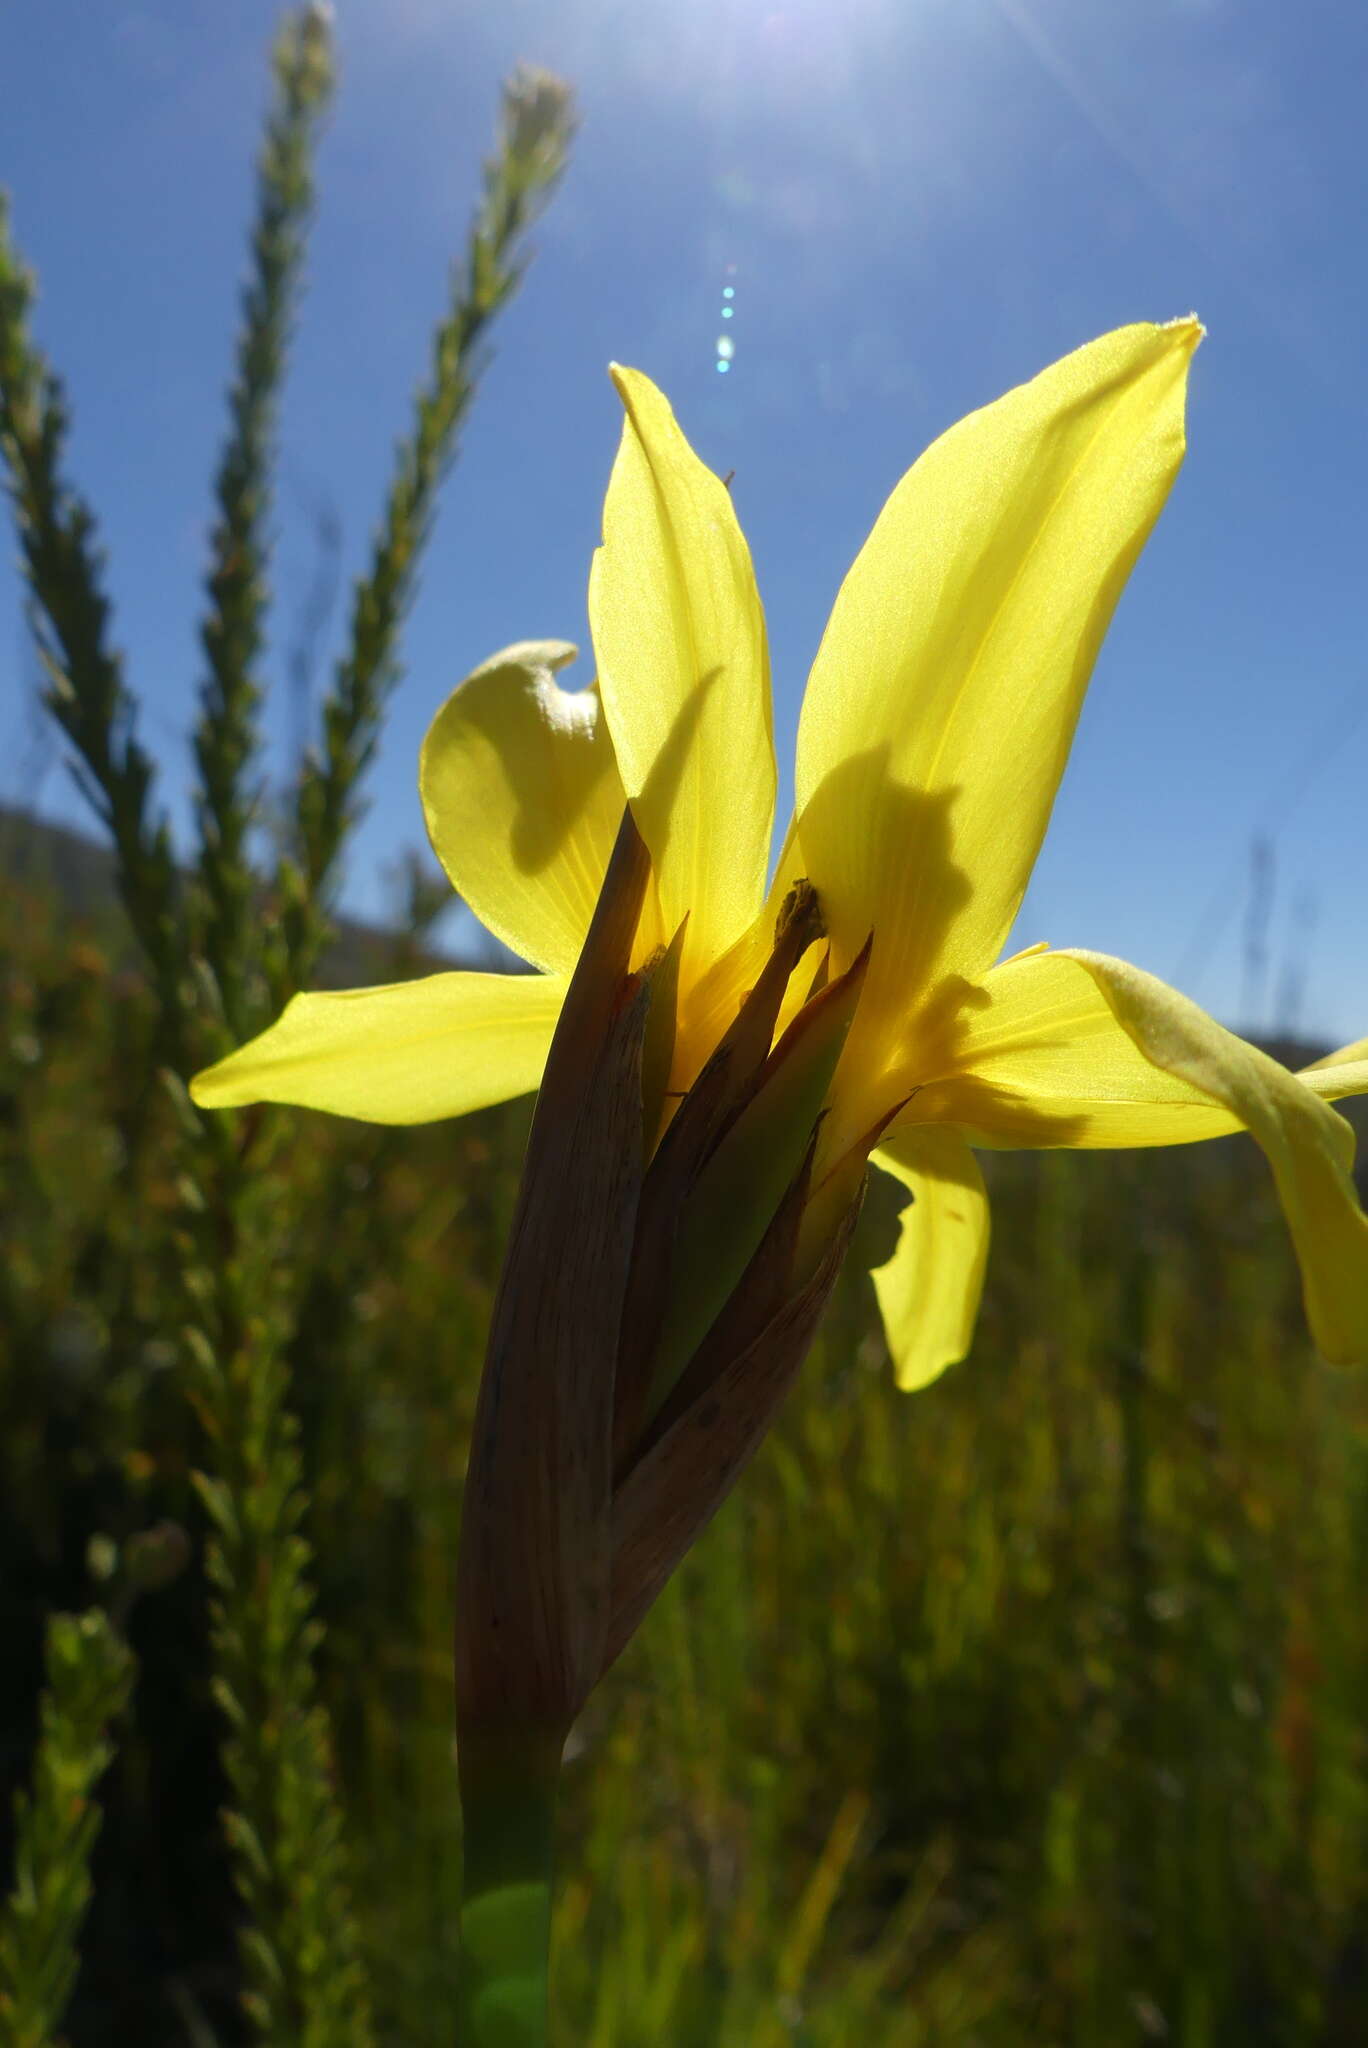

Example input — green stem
[456,1727,564,2048]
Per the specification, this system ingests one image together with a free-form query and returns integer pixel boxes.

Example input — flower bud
[456,817,878,1748]
[455,810,651,1743]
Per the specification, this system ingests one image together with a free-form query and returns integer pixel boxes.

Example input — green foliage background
[1,8,1366,2044]
[5,862,1368,2044]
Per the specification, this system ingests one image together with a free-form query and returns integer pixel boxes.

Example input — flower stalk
[453,813,651,2045]
[455,1729,563,2048]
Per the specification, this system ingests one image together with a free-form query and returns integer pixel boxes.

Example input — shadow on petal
[794,744,973,1151]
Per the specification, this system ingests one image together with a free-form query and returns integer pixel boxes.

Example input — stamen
[773,876,823,957]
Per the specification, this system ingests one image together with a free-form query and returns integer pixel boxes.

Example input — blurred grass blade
[774,1788,870,2003]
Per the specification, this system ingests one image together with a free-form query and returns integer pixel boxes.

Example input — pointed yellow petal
[1301,1058,1368,1103]
[588,366,775,973]
[1304,1035,1368,1070]
[189,971,567,1124]
[1301,1035,1368,1096]
[869,1128,990,1391]
[420,641,629,975]
[903,948,1240,1149]
[1056,950,1368,1367]
[795,321,1199,1054]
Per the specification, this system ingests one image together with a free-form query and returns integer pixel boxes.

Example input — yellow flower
[192,322,1368,1384]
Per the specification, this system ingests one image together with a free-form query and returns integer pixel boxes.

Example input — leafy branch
[182,1157,375,2048]
[0,1613,134,2048]
[0,199,182,1044]
[281,63,576,990]
[192,2,335,1042]
[0,7,576,2040]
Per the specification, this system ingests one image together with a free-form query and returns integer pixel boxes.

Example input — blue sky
[2,0,1365,1044]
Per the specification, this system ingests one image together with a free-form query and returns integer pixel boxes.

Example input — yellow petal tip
[607,363,675,431]
[1161,313,1205,353]
[186,1063,243,1111]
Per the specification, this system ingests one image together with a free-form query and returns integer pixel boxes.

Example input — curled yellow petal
[796,321,1199,1104]
[1056,950,1368,1367]
[869,1128,990,1391]
[420,641,628,975]
[905,948,1241,1149]
[588,366,775,976]
[189,970,567,1124]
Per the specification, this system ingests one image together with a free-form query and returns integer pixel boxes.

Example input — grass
[3,869,1365,2045]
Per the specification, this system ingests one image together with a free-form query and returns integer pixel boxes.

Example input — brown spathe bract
[455,814,871,1749]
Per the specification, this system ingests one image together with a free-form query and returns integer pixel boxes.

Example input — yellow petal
[1302,1058,1368,1103]
[869,1128,990,1391]
[588,366,775,975]
[1056,950,1368,1367]
[653,819,812,1095]
[903,948,1241,1149]
[420,641,629,975]
[1301,1035,1368,1098]
[795,320,1199,1081]
[189,971,567,1124]
[1304,1035,1368,1069]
